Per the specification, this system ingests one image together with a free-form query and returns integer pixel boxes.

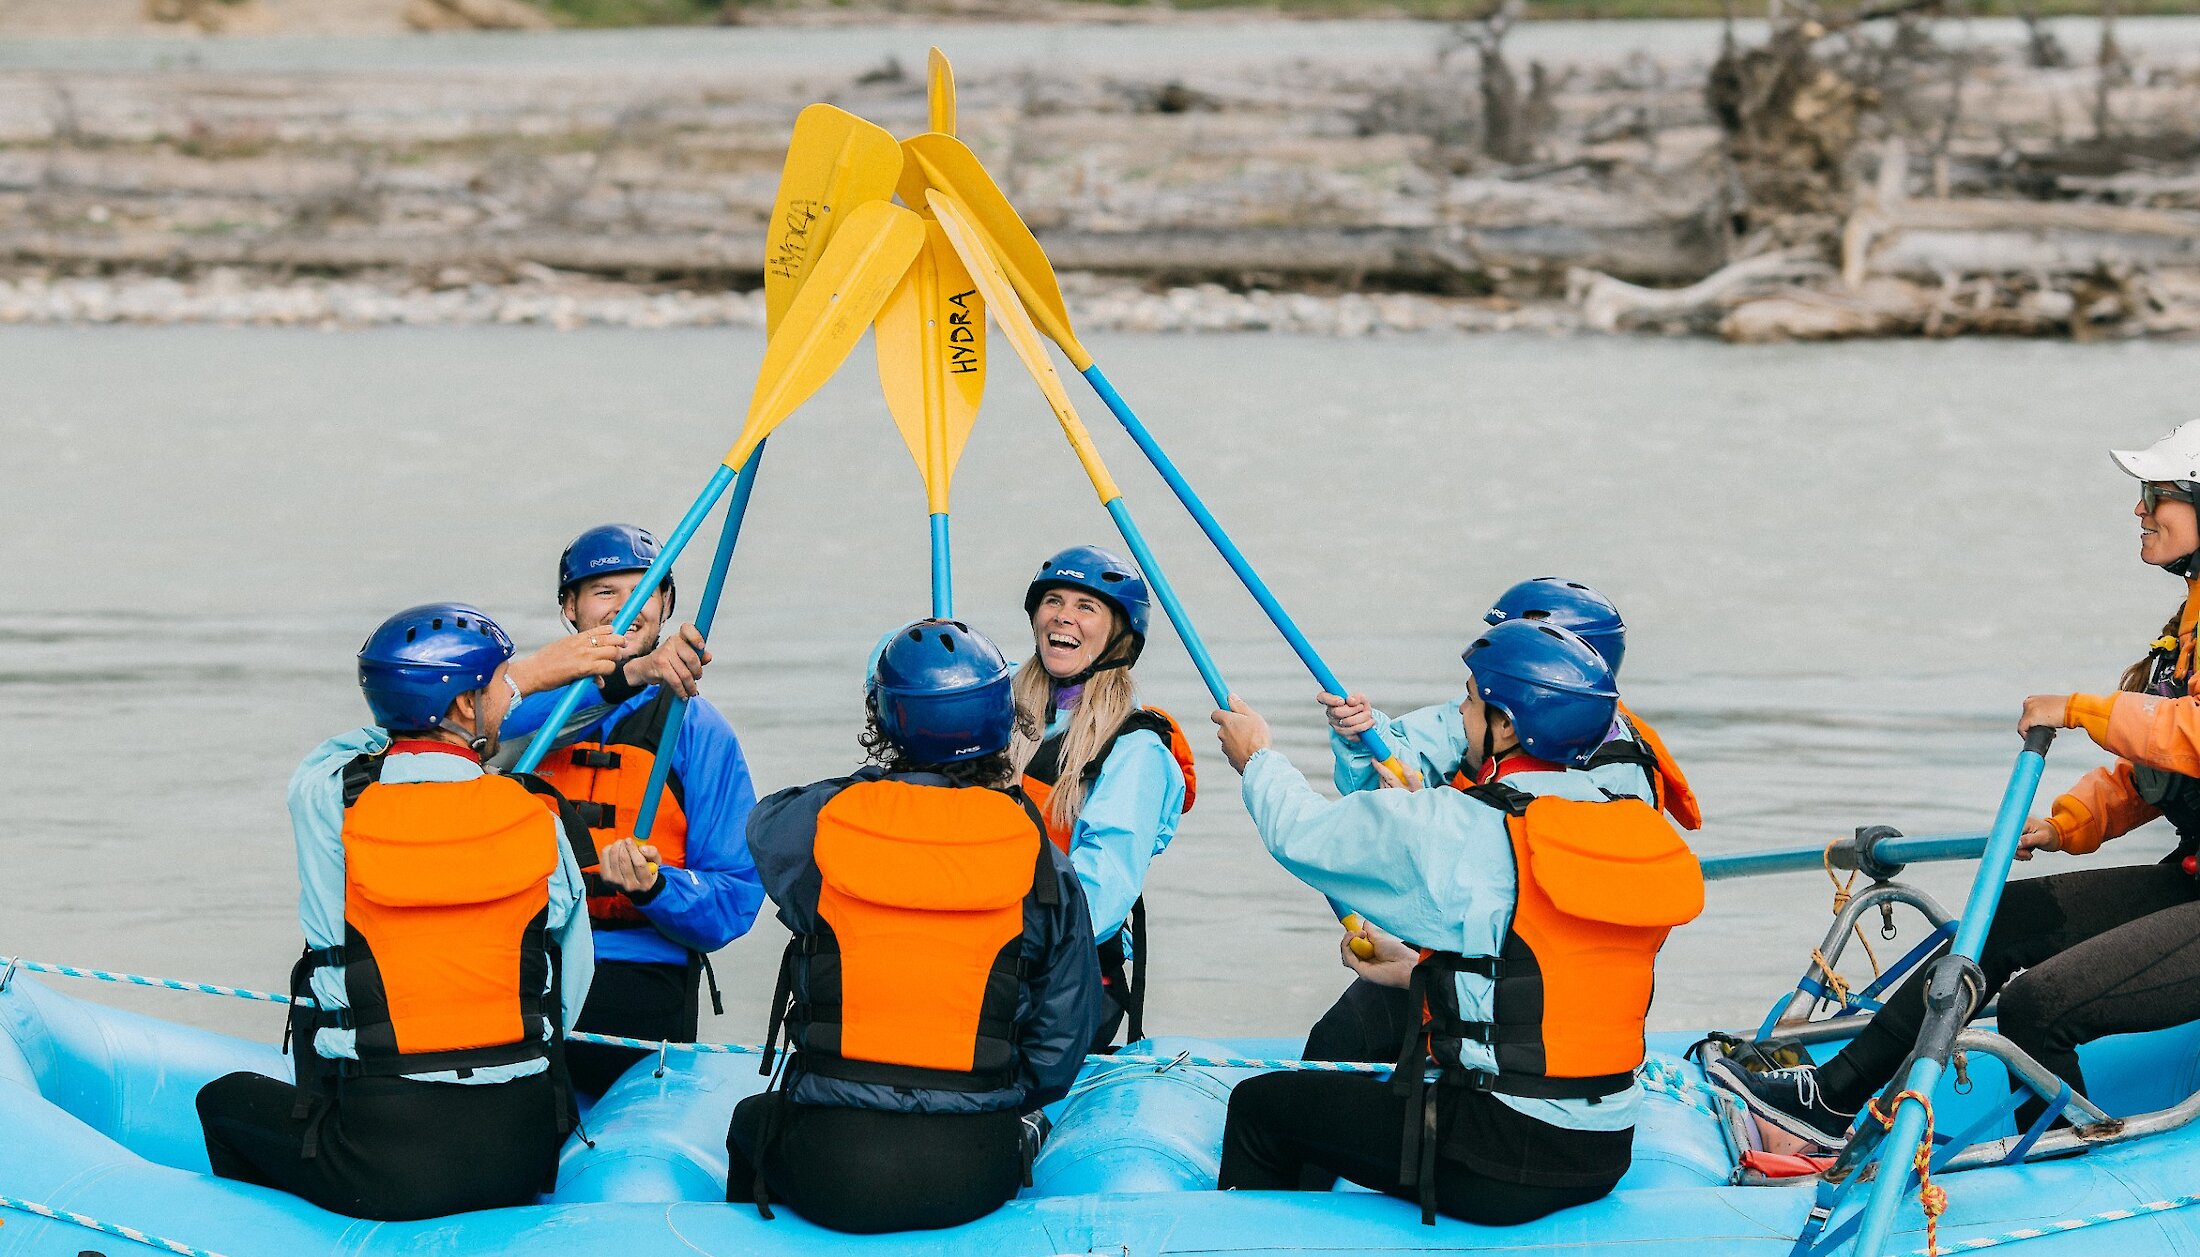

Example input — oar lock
[1842,824,1911,885]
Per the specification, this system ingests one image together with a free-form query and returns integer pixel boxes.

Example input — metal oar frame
[1765,730,2148,1257]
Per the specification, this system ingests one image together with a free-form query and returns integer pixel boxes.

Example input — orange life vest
[765,778,1057,1091]
[534,690,690,926]
[1021,706,1197,853]
[1394,779,1703,1221]
[1406,780,1704,1095]
[307,751,562,1077]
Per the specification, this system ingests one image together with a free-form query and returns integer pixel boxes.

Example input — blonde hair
[1011,611,1140,832]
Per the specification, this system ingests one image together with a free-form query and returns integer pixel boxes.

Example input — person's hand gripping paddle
[512,199,924,777]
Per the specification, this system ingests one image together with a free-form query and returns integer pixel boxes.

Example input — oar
[931,189,1227,706]
[877,222,986,618]
[927,46,955,136]
[1846,729,2056,1257]
[898,131,1413,782]
[1700,831,1992,882]
[624,108,906,843]
[514,200,925,775]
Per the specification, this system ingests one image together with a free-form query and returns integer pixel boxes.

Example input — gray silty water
[0,325,2169,1050]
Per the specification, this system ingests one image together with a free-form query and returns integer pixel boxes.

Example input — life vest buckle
[570,749,622,770]
[572,801,617,829]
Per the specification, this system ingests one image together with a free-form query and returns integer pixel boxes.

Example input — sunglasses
[2143,482,2195,513]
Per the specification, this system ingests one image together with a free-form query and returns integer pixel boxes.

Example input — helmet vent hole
[1102,571,1126,583]
[942,635,957,652]
[430,617,443,630]
[405,628,417,642]
[1536,625,1563,638]
[907,629,923,642]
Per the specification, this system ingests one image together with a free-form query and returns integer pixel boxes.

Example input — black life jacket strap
[339,751,386,809]
[333,1037,550,1079]
[568,748,621,770]
[700,953,725,1017]
[1461,781,1535,816]
[1126,897,1148,1043]
[760,943,796,1076]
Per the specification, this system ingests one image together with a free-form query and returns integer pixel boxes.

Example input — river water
[0,325,2172,1050]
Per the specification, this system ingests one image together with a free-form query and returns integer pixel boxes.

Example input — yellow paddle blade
[765,104,904,335]
[929,190,1119,505]
[726,200,926,470]
[899,132,1093,372]
[927,47,956,136]
[876,221,986,513]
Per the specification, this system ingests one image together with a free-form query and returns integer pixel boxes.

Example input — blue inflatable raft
[8,953,2200,1257]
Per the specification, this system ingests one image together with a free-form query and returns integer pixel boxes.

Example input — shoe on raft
[1706,1056,1854,1151]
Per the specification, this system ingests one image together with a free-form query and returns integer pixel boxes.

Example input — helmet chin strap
[1055,632,1136,688]
[2169,552,2200,579]
[435,703,495,759]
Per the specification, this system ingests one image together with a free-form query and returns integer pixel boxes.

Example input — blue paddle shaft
[1850,729,2054,1257]
[512,464,737,776]
[1100,497,1229,706]
[1699,832,1991,882]
[1080,363,1400,767]
[930,512,952,620]
[632,444,767,843]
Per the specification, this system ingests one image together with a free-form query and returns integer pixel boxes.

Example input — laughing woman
[1013,546,1196,1049]
[1717,420,2200,1150]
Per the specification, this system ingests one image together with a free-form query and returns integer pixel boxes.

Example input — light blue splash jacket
[504,685,763,966]
[289,730,593,1085]
[1329,695,1651,803]
[1045,703,1186,944]
[1241,748,1641,1132]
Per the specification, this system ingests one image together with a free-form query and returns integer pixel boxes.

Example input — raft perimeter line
[0,956,1391,1075]
[0,1194,234,1257]
[1900,1193,2200,1255]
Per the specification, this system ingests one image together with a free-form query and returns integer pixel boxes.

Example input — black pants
[196,1069,562,1221]
[725,1091,1026,1234]
[1304,977,1415,1064]
[567,958,700,1097]
[1819,863,2200,1125]
[1218,1072,1623,1226]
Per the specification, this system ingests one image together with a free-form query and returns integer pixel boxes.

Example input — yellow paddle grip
[1342,914,1376,960]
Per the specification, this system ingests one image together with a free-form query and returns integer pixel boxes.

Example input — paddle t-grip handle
[1341,914,1376,960]
[2024,725,2057,756]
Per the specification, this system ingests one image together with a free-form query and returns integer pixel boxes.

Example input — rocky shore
[0,268,1576,333]
[5,15,2200,339]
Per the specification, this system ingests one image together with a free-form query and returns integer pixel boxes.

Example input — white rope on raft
[0,955,1390,1075]
[0,1194,235,1257]
[1896,1192,2200,1255]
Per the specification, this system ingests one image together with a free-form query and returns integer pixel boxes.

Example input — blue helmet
[1024,545,1151,660]
[868,619,1016,764]
[357,602,514,732]
[1485,577,1626,677]
[558,523,674,614]
[1460,619,1618,767]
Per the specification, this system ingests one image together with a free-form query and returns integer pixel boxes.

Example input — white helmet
[2112,420,2200,486]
